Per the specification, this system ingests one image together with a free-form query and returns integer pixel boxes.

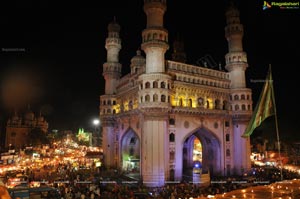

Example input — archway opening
[193,138,202,163]
[182,128,221,179]
[121,130,140,175]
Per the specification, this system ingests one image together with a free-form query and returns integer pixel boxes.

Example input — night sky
[0,0,299,140]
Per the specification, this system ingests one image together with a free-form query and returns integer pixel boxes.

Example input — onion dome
[108,17,121,32]
[131,49,145,66]
[25,110,34,120]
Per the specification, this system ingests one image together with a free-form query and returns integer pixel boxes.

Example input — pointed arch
[182,127,221,176]
[120,128,141,174]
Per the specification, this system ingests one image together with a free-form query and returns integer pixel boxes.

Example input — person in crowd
[0,185,12,199]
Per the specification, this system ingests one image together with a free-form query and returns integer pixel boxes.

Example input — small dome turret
[12,111,19,121]
[130,49,146,74]
[37,115,44,122]
[131,49,145,65]
[25,110,34,121]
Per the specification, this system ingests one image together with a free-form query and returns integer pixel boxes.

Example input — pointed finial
[219,62,222,71]
[227,0,237,11]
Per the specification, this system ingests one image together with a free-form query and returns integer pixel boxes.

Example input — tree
[28,128,50,146]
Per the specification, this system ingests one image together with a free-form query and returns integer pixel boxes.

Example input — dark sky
[0,0,299,138]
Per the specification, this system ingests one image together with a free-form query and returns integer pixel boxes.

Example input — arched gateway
[121,129,141,175]
[182,127,221,178]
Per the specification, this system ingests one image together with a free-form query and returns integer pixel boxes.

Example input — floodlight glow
[93,119,100,125]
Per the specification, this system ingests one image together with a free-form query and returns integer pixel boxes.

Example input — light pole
[93,119,100,147]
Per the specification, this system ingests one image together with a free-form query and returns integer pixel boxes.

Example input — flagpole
[274,102,283,181]
[269,64,283,181]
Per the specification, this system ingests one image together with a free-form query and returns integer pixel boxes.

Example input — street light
[93,119,100,126]
[93,119,100,147]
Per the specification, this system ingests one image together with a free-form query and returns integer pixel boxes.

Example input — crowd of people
[3,164,300,199]
[54,166,300,199]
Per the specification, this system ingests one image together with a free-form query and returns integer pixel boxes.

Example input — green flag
[242,66,275,138]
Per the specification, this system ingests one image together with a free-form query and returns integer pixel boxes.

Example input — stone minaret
[103,18,122,95]
[139,0,171,187]
[100,18,122,168]
[141,0,169,73]
[224,2,252,175]
[225,2,248,89]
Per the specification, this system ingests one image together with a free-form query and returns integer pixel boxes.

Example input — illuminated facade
[100,0,252,187]
[5,109,49,149]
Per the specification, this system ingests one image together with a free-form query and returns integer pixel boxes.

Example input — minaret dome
[108,18,121,32]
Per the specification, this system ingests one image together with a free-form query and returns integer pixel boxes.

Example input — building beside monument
[100,0,252,187]
[5,108,49,149]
